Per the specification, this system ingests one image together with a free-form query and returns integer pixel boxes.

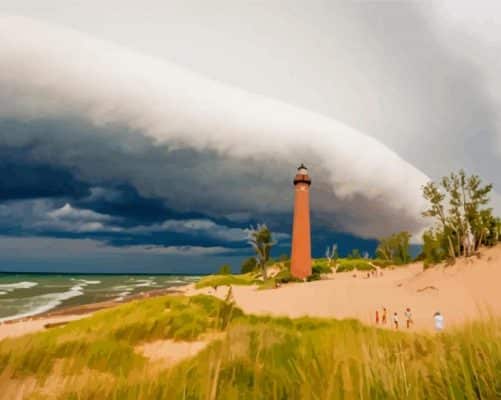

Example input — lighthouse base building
[290,164,312,279]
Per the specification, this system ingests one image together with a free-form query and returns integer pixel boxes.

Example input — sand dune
[0,315,90,341]
[194,246,501,331]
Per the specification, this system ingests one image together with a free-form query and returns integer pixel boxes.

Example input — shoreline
[0,283,195,340]
[2,246,501,339]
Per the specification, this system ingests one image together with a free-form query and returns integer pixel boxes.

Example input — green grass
[336,258,374,272]
[1,295,500,399]
[0,295,239,380]
[195,273,258,289]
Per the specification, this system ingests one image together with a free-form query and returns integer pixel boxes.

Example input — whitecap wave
[0,281,38,290]
[0,284,84,323]
[114,290,133,302]
[135,279,155,287]
[78,279,101,285]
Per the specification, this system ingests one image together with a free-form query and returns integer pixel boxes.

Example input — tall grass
[1,295,500,399]
[195,273,258,289]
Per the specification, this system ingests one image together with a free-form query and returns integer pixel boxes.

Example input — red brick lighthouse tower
[290,163,312,279]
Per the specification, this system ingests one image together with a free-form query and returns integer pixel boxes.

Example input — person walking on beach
[382,307,388,325]
[393,312,399,329]
[404,308,413,329]
[434,312,444,332]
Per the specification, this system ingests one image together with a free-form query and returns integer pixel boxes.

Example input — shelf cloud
[0,15,429,241]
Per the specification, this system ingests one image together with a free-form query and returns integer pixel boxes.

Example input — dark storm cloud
[0,147,90,201]
[0,16,431,243]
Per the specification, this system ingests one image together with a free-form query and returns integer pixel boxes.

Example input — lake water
[0,274,200,322]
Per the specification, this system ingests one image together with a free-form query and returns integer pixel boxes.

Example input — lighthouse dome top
[293,164,311,186]
[297,163,308,175]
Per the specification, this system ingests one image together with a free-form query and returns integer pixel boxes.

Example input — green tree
[422,170,498,264]
[217,264,232,275]
[247,224,275,280]
[347,248,361,259]
[240,257,257,274]
[421,229,447,268]
[376,231,411,264]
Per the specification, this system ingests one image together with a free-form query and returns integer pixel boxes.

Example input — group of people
[375,307,445,331]
[376,307,413,329]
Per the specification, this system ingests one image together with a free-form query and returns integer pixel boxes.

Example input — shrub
[195,273,256,289]
[312,263,333,274]
[240,257,257,273]
[274,269,302,284]
[217,264,232,275]
[307,273,322,282]
[346,249,362,259]
[336,259,373,272]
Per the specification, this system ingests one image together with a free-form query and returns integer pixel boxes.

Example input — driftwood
[44,321,70,329]
[417,285,438,293]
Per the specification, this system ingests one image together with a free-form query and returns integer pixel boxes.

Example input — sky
[1,1,501,273]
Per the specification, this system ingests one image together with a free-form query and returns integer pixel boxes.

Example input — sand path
[0,314,91,341]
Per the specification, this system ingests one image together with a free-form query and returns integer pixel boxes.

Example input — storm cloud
[0,15,429,241]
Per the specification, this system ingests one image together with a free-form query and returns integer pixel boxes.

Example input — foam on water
[134,279,155,287]
[0,281,38,290]
[72,279,101,285]
[80,280,101,285]
[114,290,132,301]
[0,284,84,323]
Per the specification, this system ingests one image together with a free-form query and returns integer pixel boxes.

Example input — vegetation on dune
[195,273,257,289]
[376,231,412,265]
[1,294,500,399]
[248,224,275,280]
[0,295,241,381]
[239,256,257,274]
[346,248,362,259]
[217,264,232,275]
[421,170,501,266]
[335,258,374,272]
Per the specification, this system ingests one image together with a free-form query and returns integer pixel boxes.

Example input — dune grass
[336,258,374,272]
[1,294,500,399]
[195,273,258,289]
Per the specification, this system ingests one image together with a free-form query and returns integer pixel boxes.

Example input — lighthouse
[290,163,312,279]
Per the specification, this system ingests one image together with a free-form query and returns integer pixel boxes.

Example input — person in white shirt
[392,312,399,329]
[434,312,444,332]
[404,308,413,329]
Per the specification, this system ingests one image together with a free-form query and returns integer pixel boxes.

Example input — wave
[0,284,84,323]
[114,289,133,302]
[135,279,155,287]
[0,281,38,290]
[166,279,189,284]
[78,279,101,285]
